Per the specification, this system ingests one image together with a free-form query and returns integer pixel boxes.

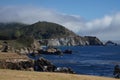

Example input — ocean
[41,46,120,77]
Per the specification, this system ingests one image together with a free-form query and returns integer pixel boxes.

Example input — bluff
[84,36,103,45]
[0,21,103,47]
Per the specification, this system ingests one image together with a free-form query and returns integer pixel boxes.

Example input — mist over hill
[0,21,76,40]
[0,21,103,47]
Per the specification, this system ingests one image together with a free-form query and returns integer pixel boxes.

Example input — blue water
[41,46,120,77]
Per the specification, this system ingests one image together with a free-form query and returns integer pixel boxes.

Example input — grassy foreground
[0,69,117,80]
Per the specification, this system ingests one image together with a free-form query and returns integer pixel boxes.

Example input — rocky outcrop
[84,36,103,45]
[0,60,34,71]
[0,53,75,73]
[12,40,41,55]
[34,57,56,72]
[105,41,117,46]
[1,41,8,52]
[0,53,34,71]
[39,36,103,46]
[0,41,15,53]
[34,57,75,73]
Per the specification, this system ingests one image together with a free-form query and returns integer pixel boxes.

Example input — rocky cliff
[39,36,103,46]
[84,36,103,45]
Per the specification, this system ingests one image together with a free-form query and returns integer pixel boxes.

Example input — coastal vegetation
[0,21,75,40]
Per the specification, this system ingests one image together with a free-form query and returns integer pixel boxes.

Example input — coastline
[0,47,118,77]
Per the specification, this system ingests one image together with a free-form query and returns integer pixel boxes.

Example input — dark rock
[63,49,72,54]
[33,57,75,74]
[105,41,117,46]
[54,67,75,74]
[1,41,8,52]
[84,36,103,45]
[113,65,120,78]
[34,57,56,72]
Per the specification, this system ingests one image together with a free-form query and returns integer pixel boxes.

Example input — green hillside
[0,21,76,47]
[0,22,27,40]
[0,21,76,40]
[19,21,76,39]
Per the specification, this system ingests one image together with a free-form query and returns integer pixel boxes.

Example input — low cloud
[0,6,120,40]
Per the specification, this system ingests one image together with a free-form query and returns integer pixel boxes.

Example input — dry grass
[0,52,28,60]
[0,69,117,80]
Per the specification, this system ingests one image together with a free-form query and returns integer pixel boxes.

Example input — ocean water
[41,46,120,77]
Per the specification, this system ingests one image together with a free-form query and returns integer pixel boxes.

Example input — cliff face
[84,36,103,45]
[39,36,103,46]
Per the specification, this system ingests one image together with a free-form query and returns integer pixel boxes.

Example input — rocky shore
[0,52,75,74]
[0,37,104,74]
[0,52,33,71]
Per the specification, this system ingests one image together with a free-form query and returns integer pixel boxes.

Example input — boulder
[34,57,56,72]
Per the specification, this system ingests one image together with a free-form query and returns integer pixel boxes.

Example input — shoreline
[0,49,118,78]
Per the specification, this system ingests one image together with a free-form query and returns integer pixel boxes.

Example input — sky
[0,0,120,40]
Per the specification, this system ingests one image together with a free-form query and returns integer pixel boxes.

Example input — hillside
[19,21,76,39]
[0,21,76,40]
[0,21,103,47]
[0,21,78,48]
[0,22,27,40]
[0,69,117,80]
